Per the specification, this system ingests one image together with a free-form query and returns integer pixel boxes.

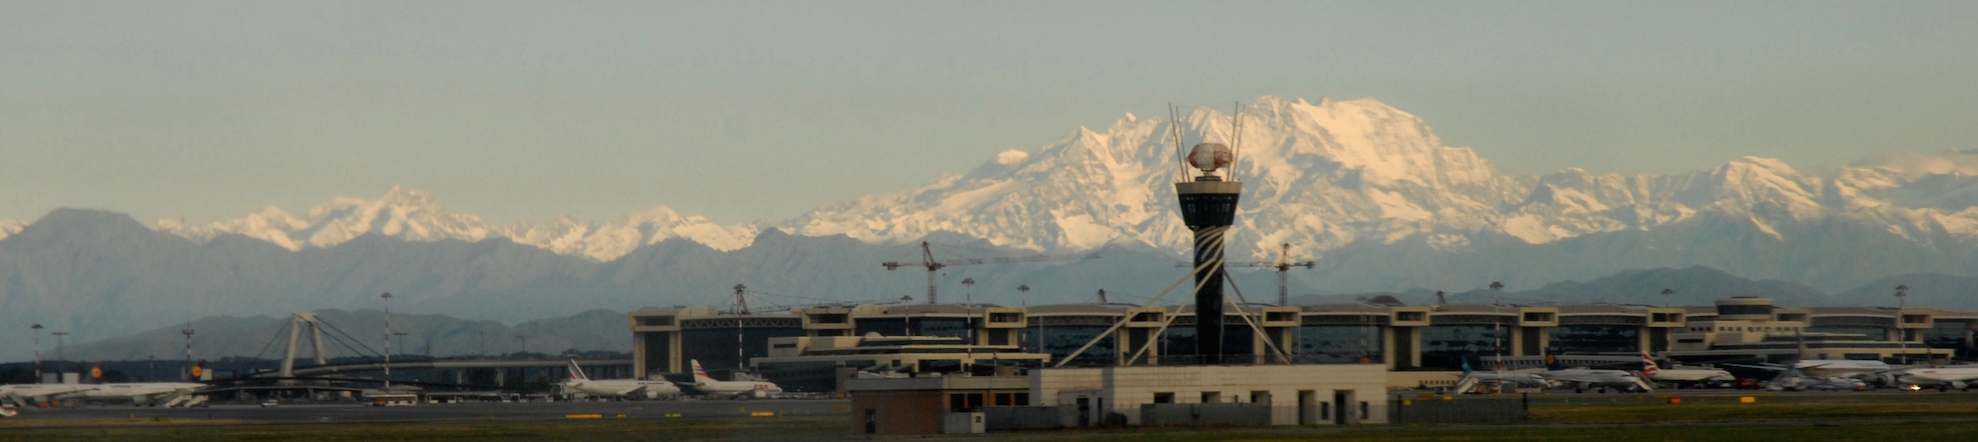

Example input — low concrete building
[845,375,1033,435]
[1035,364,1390,426]
[751,334,1050,392]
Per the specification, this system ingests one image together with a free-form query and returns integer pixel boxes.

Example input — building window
[1153,392,1174,404]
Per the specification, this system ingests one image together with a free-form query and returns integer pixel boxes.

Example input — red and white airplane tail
[1640,351,1661,376]
[691,359,716,384]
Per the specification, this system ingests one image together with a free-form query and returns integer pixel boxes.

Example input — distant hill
[1833,274,1978,311]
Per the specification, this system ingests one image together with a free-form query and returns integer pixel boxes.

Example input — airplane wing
[1720,363,1788,371]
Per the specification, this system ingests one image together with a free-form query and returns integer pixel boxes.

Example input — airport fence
[983,406,1062,431]
[1138,403,1272,426]
[1390,394,1528,424]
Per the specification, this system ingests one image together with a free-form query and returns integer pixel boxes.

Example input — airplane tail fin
[1640,351,1660,376]
[691,360,713,383]
[568,360,589,381]
[1461,357,1473,375]
[1545,353,1562,371]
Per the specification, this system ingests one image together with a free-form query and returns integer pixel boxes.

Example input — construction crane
[882,241,1100,304]
[1246,243,1316,306]
[1177,243,1315,306]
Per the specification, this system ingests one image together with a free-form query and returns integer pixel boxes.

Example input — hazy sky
[3,1,1974,225]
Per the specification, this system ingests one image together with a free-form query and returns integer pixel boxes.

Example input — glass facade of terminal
[1295,325,1383,364]
[853,317,971,339]
[1419,324,1503,370]
[681,325,804,371]
[1546,325,1640,355]
[1019,325,1115,366]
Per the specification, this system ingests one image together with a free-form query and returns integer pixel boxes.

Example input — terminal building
[629,296,1975,384]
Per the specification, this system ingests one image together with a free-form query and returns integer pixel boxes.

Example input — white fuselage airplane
[0,383,96,406]
[1898,366,1978,391]
[687,360,782,398]
[1640,352,1734,386]
[1539,368,1652,392]
[77,383,206,406]
[1791,360,1891,378]
[560,360,681,399]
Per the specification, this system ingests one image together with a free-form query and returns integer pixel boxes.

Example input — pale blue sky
[2,1,1973,225]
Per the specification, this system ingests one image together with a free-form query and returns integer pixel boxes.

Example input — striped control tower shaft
[1176,142,1242,364]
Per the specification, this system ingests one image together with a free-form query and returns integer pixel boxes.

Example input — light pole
[381,292,393,391]
[961,278,975,305]
[52,331,68,378]
[1019,285,1034,354]
[961,277,977,348]
[181,323,195,381]
[30,324,42,382]
[515,334,528,356]
[1488,281,1505,389]
[1660,288,1675,356]
[1896,284,1909,365]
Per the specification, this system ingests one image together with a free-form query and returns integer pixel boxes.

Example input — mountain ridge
[10,95,1978,360]
[54,96,1978,268]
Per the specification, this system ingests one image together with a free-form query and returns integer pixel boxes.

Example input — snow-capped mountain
[0,218,23,241]
[790,96,1978,260]
[155,186,758,261]
[146,96,1978,265]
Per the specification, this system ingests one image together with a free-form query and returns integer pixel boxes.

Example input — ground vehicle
[260,400,278,408]
[1736,378,1762,390]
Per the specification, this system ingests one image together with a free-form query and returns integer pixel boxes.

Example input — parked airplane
[686,360,783,398]
[1450,358,1547,393]
[0,383,96,407]
[559,360,681,400]
[1640,352,1735,388]
[76,382,207,407]
[1791,359,1893,379]
[1897,366,1978,391]
[1726,359,1893,389]
[1539,367,1653,393]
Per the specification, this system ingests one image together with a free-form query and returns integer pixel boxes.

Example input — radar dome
[1187,143,1232,172]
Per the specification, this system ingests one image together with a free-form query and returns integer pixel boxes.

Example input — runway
[9,399,850,423]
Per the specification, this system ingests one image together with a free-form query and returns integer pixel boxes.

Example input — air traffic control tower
[1176,142,1242,364]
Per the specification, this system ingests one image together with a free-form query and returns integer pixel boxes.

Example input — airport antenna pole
[53,331,67,378]
[31,323,42,382]
[1489,281,1505,391]
[1896,284,1908,365]
[1019,285,1033,353]
[181,323,195,380]
[382,292,393,391]
[1660,288,1674,356]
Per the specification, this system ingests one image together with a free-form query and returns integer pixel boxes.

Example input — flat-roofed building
[751,334,1050,392]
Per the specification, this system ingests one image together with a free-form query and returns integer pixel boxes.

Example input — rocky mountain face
[7,95,1978,360]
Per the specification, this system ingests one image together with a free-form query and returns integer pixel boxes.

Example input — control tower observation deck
[1176,142,1242,364]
